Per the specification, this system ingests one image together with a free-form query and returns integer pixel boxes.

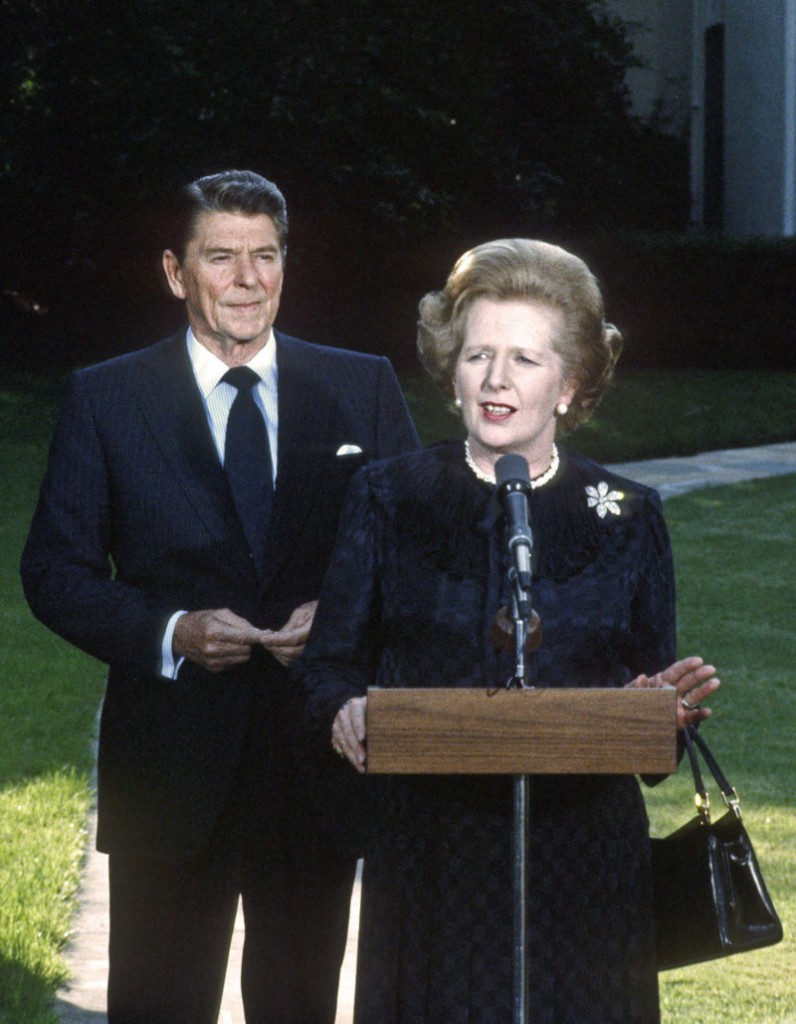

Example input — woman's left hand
[627,655,719,730]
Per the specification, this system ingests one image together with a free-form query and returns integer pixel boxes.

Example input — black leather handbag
[652,726,783,971]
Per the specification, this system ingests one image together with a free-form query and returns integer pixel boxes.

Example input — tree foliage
[1,0,688,366]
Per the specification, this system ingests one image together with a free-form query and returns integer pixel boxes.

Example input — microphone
[494,454,533,596]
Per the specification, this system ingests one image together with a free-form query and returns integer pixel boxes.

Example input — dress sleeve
[625,491,677,677]
[629,492,682,783]
[293,466,384,751]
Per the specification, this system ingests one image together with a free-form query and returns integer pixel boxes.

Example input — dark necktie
[222,366,274,574]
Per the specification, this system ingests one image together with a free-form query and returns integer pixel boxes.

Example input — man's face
[163,210,284,362]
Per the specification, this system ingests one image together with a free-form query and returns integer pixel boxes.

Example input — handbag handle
[683,725,742,823]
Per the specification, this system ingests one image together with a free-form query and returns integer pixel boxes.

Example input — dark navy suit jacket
[21,330,420,859]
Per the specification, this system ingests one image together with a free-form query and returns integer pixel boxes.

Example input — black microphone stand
[505,561,532,1024]
[493,453,538,1023]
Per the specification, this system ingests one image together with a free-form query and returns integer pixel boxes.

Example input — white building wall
[610,0,796,236]
[721,0,789,236]
[784,0,796,234]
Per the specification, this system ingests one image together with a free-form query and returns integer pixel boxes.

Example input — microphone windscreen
[495,453,530,488]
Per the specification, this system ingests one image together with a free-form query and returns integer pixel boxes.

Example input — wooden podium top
[366,687,677,775]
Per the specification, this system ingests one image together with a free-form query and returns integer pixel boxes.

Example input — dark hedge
[2,231,795,373]
[580,234,796,371]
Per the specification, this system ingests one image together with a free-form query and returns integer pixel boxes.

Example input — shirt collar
[186,327,277,400]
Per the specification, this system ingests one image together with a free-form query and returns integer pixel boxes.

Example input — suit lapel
[260,333,336,593]
[135,334,254,579]
[133,332,340,595]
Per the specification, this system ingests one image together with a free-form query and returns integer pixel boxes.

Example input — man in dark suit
[21,170,420,1023]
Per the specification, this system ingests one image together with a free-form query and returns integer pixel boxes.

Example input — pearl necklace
[464,439,560,489]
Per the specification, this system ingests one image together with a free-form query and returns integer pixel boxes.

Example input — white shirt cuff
[161,611,187,679]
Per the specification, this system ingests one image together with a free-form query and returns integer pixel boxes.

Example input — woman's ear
[559,377,578,409]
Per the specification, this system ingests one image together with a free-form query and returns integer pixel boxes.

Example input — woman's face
[453,297,575,473]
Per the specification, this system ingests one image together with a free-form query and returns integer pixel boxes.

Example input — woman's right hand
[331,696,368,773]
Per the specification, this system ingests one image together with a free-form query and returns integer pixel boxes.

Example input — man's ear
[162,250,186,299]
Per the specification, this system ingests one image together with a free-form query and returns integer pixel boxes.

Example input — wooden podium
[366,686,677,1023]
[367,687,677,775]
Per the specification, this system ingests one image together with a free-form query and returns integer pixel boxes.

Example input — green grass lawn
[0,375,107,1024]
[1,370,794,1022]
[652,475,796,1023]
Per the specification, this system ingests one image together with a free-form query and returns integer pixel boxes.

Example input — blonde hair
[417,238,622,431]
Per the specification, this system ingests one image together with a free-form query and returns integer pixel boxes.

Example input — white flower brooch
[586,481,624,518]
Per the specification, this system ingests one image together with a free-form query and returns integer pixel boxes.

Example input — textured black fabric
[222,365,273,576]
[296,441,676,1024]
[21,330,420,856]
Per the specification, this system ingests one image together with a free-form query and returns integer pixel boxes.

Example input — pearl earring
[556,402,569,416]
[454,397,462,408]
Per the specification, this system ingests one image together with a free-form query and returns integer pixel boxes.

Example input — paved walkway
[54,442,796,1024]
[609,440,796,498]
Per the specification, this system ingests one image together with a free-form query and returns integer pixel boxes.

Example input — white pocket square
[336,444,364,456]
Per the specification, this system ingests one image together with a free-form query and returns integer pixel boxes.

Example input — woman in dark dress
[295,239,719,1023]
